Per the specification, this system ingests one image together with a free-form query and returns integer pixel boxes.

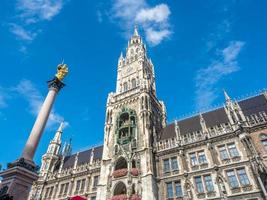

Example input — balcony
[130,168,139,176]
[111,195,127,200]
[113,168,128,178]
[110,194,141,200]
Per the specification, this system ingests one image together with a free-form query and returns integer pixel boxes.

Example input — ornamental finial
[55,63,68,81]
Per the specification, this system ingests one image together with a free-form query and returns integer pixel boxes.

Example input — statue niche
[116,109,137,145]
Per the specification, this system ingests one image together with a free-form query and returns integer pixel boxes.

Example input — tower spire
[53,122,64,143]
[223,89,231,102]
[133,25,139,36]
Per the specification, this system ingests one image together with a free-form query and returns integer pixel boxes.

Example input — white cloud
[112,0,172,46]
[195,41,245,110]
[0,88,8,108]
[9,23,37,41]
[14,79,69,128]
[135,4,170,23]
[145,28,171,46]
[17,0,64,23]
[8,0,66,44]
[222,41,244,63]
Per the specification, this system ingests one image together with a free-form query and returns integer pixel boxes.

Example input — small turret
[62,139,72,157]
[224,90,231,104]
[223,90,246,125]
[52,122,64,143]
[199,113,208,136]
[133,25,139,37]
[40,123,65,176]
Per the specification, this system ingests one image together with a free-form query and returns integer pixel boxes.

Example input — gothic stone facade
[29,28,267,200]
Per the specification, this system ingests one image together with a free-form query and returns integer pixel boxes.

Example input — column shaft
[22,89,58,161]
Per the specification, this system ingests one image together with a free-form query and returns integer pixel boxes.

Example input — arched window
[115,157,128,170]
[113,182,127,195]
[123,82,128,92]
[131,78,136,88]
[260,134,267,151]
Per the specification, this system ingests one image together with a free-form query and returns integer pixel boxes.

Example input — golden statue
[55,63,68,81]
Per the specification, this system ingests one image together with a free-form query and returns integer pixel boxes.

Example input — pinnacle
[133,25,139,36]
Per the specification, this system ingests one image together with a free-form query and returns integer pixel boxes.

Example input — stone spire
[133,25,139,36]
[62,138,72,157]
[40,123,64,176]
[52,122,64,143]
[199,113,208,134]
[223,89,231,103]
[223,90,246,125]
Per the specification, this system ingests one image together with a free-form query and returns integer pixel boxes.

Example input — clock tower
[97,27,166,200]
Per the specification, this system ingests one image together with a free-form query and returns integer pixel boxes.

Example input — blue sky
[0,0,266,168]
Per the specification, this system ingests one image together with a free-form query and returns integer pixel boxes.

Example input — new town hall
[28,28,267,200]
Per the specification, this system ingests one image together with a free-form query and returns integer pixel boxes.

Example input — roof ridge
[171,90,266,123]
[72,143,103,155]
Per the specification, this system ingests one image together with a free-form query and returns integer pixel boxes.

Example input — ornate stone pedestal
[0,158,39,200]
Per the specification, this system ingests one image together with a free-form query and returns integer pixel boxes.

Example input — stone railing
[181,132,206,145]
[157,138,179,151]
[111,194,127,200]
[247,112,267,127]
[113,168,128,178]
[157,123,234,152]
[110,194,141,200]
[209,126,233,137]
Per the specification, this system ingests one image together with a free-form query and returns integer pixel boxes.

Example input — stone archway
[113,181,127,195]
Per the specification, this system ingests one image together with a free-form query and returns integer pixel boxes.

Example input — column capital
[47,78,65,92]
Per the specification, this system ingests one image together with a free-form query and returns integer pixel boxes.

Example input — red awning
[71,196,87,200]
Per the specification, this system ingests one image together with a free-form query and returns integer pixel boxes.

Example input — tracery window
[166,182,173,198]
[226,170,239,188]
[166,181,183,198]
[189,151,207,166]
[195,176,204,193]
[194,175,214,194]
[163,157,179,173]
[226,168,250,188]
[218,143,239,161]
[204,175,214,192]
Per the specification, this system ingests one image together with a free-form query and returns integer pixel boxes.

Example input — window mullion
[226,144,231,158]
[202,176,206,193]
[235,169,241,187]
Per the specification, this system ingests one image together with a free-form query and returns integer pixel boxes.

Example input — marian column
[0,63,68,200]
[22,63,68,161]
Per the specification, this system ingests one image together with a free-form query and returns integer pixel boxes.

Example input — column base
[0,158,39,200]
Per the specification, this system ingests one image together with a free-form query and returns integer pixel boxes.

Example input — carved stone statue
[55,63,68,81]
